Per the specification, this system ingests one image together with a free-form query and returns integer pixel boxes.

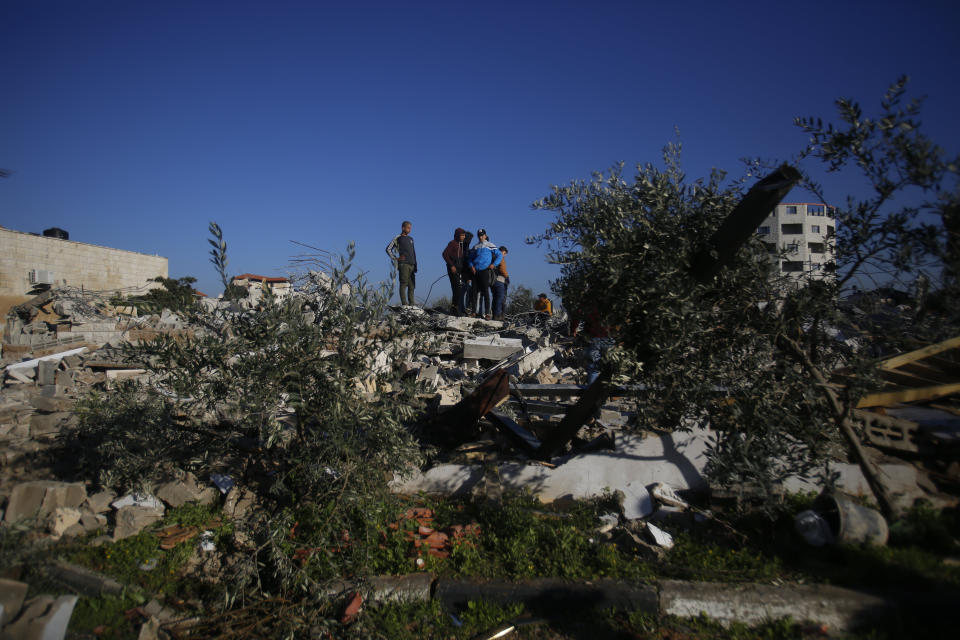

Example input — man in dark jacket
[442,227,469,315]
[385,220,417,306]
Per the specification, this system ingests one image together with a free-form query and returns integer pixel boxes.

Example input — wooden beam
[879,335,960,371]
[857,382,960,408]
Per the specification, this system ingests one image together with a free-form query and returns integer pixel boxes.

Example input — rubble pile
[0,285,958,638]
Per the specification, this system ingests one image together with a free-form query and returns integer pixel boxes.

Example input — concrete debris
[155,472,218,508]
[0,594,77,640]
[462,335,523,360]
[111,492,164,511]
[3,481,86,524]
[0,285,953,633]
[0,579,28,627]
[650,483,689,509]
[113,505,164,541]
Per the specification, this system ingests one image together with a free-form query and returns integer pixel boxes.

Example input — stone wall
[0,228,168,296]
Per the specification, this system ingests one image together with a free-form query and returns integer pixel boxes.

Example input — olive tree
[532,79,958,508]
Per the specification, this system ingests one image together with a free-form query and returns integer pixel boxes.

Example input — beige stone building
[229,273,292,301]
[0,226,168,296]
[756,203,836,286]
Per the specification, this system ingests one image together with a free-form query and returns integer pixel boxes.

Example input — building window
[827,225,835,237]
[758,226,770,235]
[811,225,821,233]
[782,261,804,272]
[785,205,798,214]
[808,204,825,215]
[764,242,777,254]
[781,223,803,234]
[809,242,825,254]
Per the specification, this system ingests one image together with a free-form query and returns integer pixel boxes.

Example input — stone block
[3,482,48,523]
[0,594,77,640]
[113,506,163,540]
[61,355,82,369]
[0,595,54,640]
[29,395,75,413]
[155,473,218,508]
[0,578,28,627]
[29,412,74,438]
[462,336,523,360]
[47,507,82,539]
[84,490,116,514]
[39,482,87,515]
[54,369,75,389]
[79,512,108,532]
[36,361,58,387]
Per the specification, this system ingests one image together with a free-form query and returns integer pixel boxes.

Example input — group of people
[386,221,557,323]
[441,227,510,319]
[385,221,512,319]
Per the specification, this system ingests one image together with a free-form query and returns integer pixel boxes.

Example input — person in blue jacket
[468,228,502,319]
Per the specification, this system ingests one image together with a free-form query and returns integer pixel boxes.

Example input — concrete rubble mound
[1,285,959,637]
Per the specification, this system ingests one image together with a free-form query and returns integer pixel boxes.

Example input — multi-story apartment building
[756,203,836,284]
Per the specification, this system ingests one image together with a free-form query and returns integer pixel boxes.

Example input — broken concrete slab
[29,412,74,438]
[113,506,164,540]
[36,361,58,387]
[3,482,86,524]
[84,490,116,514]
[659,579,890,632]
[5,347,88,376]
[441,316,505,332]
[47,507,82,540]
[0,579,28,627]
[155,473,218,508]
[29,395,75,413]
[508,347,556,378]
[1,594,77,640]
[462,335,523,360]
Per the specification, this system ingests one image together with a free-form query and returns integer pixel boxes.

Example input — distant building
[0,226,168,296]
[756,203,836,285]
[229,273,292,301]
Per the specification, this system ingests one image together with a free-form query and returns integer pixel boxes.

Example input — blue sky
[2,0,958,302]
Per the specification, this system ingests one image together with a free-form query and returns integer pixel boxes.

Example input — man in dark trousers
[442,227,469,315]
[385,220,417,306]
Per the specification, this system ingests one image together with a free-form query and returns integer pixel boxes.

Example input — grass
[6,491,956,637]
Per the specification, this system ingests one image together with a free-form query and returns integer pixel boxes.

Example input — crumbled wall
[0,228,168,296]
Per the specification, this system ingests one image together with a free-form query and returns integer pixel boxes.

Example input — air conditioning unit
[29,269,55,285]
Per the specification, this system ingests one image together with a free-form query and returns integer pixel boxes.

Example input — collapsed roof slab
[394,427,926,515]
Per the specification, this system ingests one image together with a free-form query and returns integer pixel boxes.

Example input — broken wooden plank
[879,335,960,371]
[857,382,960,408]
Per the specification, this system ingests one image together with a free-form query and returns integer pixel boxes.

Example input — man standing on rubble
[385,220,417,306]
[442,227,469,315]
[468,228,501,319]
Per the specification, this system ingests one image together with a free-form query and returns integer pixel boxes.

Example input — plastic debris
[210,474,235,494]
[111,493,163,511]
[199,530,216,552]
[644,522,674,549]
